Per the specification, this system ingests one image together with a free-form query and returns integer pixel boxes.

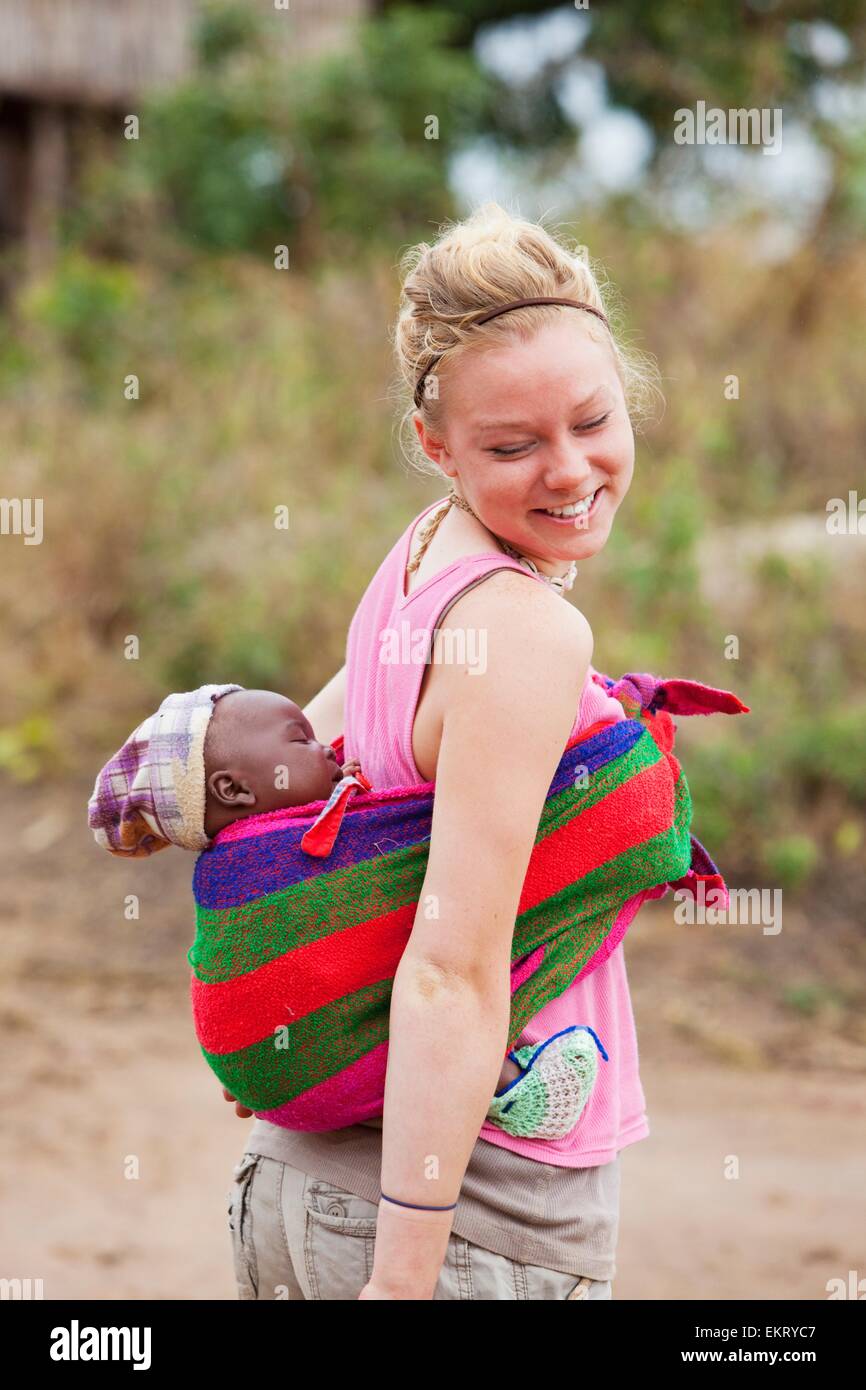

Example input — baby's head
[203,688,342,840]
[89,683,347,859]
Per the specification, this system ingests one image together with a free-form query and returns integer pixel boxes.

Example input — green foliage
[784,706,866,806]
[762,834,820,892]
[782,980,847,1017]
[18,251,140,375]
[140,86,291,254]
[381,0,866,228]
[682,742,765,866]
[194,0,267,70]
[0,717,58,784]
[69,5,487,262]
[605,452,707,645]
[582,0,865,131]
[834,819,862,856]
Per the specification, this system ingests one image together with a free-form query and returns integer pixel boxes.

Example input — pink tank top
[343,497,650,1166]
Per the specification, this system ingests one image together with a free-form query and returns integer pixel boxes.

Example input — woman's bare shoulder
[430,568,593,724]
[445,566,593,649]
[426,572,593,864]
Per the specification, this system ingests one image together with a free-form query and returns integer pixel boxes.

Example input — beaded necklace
[406,491,578,596]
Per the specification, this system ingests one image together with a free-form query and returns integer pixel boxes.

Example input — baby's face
[204,689,344,837]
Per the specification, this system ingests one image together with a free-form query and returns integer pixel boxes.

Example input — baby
[88,683,604,1139]
[201,687,364,839]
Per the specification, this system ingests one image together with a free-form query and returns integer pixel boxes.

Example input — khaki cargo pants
[228,1153,613,1301]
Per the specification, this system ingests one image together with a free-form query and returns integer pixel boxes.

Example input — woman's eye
[578,412,611,430]
[489,413,610,456]
[490,443,531,458]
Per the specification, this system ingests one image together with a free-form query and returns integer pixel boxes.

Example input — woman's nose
[541,437,595,490]
[542,455,594,494]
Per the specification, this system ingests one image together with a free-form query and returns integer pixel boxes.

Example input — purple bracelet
[380,1192,457,1211]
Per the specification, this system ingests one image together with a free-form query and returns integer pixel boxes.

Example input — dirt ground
[2,779,865,1301]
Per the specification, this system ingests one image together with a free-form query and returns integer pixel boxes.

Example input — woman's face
[414,317,634,576]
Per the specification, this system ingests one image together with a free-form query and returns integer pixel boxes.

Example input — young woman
[225,202,660,1300]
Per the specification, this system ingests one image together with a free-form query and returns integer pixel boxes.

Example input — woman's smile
[531,486,605,525]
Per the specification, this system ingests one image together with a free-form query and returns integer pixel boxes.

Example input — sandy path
[617,1065,865,1300]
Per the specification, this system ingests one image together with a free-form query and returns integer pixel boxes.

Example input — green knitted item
[485,1025,606,1140]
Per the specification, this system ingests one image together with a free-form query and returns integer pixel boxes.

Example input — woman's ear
[415,414,456,479]
[207,770,256,809]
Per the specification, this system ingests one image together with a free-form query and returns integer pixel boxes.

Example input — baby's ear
[207,771,255,808]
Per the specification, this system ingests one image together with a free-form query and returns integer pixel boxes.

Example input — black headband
[413,295,611,408]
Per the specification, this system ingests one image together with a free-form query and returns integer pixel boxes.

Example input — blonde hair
[392,202,662,478]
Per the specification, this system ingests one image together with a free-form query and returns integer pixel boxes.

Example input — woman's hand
[358,1282,398,1300]
[358,1196,456,1301]
[221,1086,253,1119]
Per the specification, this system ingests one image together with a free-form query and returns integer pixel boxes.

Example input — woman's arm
[302,663,347,747]
[363,573,593,1299]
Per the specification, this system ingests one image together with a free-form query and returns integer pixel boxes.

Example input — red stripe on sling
[517,754,676,912]
[191,903,415,1054]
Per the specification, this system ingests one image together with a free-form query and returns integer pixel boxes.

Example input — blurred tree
[374,1,866,247]
[374,0,865,125]
[365,0,866,358]
[66,2,491,266]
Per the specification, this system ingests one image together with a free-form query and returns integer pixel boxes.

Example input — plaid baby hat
[88,684,244,857]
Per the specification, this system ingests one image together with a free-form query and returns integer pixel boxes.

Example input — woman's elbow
[396,947,510,1015]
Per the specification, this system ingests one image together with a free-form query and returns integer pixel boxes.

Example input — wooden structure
[0,0,369,267]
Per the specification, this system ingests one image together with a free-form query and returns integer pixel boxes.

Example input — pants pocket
[432,1235,476,1300]
[227,1153,261,1300]
[301,1179,379,1301]
[566,1275,613,1300]
[433,1238,613,1300]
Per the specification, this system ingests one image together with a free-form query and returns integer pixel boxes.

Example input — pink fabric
[259,1043,391,1131]
[343,497,649,1167]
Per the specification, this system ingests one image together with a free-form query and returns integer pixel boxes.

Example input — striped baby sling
[189,669,748,1130]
